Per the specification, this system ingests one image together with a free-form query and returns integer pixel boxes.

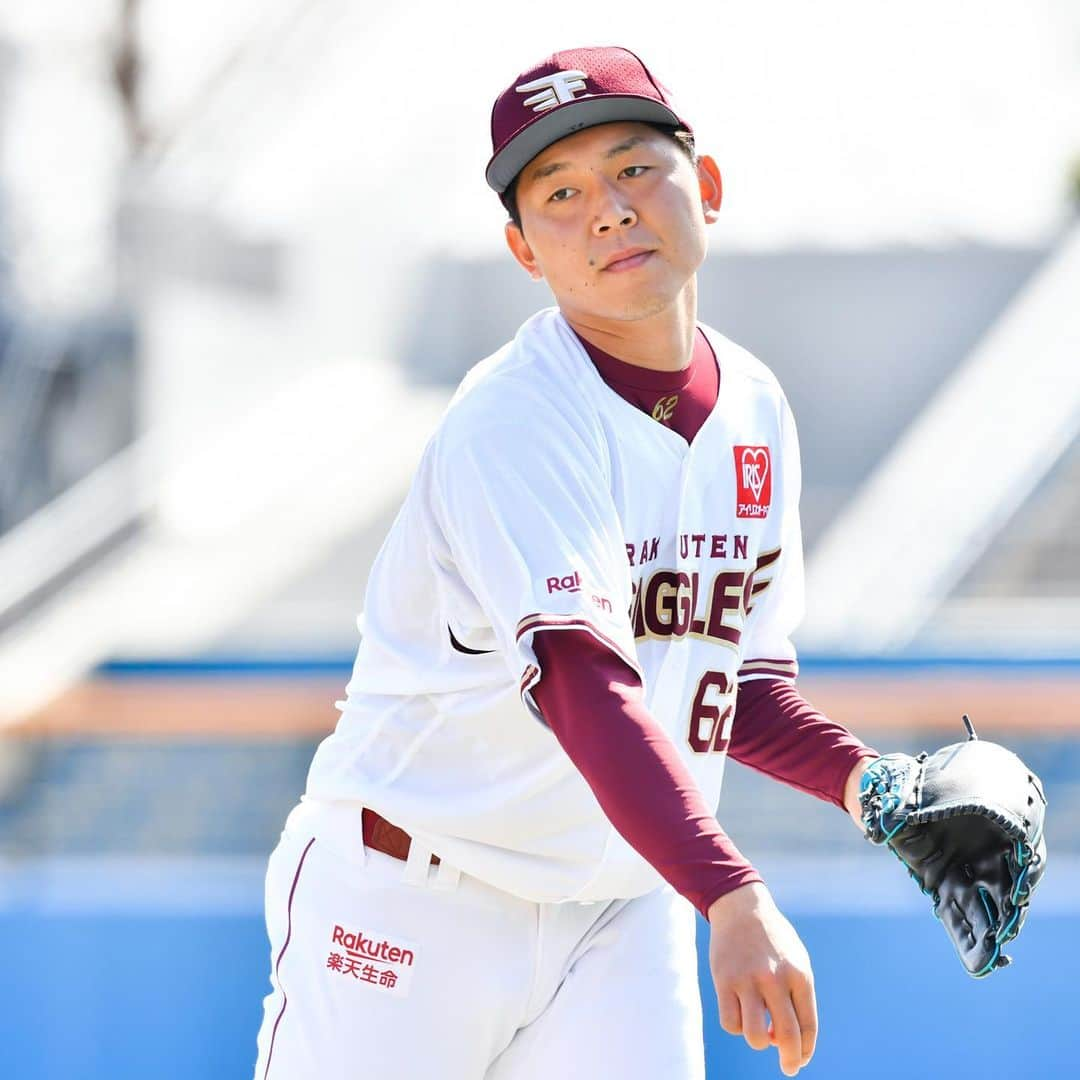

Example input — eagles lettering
[630,548,781,649]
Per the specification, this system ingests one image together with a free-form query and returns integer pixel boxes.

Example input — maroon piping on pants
[263,836,316,1080]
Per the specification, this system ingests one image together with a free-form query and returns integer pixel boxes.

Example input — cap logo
[515,69,588,113]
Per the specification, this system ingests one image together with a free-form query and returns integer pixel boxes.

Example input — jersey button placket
[666,456,699,695]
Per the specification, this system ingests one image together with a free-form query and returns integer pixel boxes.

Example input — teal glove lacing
[859,758,909,843]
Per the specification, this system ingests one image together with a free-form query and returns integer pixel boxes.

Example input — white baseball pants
[252,797,706,1079]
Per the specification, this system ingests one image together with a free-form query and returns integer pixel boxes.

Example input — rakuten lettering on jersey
[734,446,771,518]
[544,571,615,614]
[546,571,582,593]
[325,924,419,998]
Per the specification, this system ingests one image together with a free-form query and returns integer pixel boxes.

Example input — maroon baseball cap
[486,46,692,194]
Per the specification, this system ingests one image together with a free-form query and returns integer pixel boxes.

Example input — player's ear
[505,220,543,280]
[697,155,722,224]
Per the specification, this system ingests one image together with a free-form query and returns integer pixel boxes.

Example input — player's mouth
[601,247,655,272]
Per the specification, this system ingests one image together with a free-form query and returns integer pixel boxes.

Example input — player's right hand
[706,881,817,1077]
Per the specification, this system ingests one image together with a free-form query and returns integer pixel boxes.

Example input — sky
[186,0,1080,250]
[2,0,1079,310]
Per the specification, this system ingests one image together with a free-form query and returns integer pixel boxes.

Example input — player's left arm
[728,677,878,822]
[750,395,1046,975]
[738,391,1047,978]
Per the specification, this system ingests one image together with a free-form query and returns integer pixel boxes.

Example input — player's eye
[620,165,651,179]
[548,187,577,203]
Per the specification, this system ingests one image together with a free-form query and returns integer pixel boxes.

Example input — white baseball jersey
[305,307,804,904]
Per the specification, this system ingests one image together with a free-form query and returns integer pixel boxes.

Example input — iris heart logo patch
[734,446,771,518]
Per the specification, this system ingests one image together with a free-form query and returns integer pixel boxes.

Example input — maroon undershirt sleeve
[729,678,880,810]
[530,628,762,919]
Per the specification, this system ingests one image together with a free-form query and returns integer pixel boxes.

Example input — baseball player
[252,46,1045,1080]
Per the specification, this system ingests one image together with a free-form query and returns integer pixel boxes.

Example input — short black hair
[501,124,697,232]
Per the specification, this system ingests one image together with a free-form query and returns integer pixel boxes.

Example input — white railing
[0,359,449,725]
[0,439,155,630]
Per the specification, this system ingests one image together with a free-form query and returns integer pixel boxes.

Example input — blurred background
[0,1,1078,1076]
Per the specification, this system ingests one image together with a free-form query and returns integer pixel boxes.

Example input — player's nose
[591,180,637,236]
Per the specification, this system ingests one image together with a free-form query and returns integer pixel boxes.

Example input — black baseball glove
[858,716,1047,977]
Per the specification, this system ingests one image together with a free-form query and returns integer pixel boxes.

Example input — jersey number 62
[687,671,735,754]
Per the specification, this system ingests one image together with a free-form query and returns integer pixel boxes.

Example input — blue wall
[9,658,1078,1076]
[2,859,1077,1079]
[699,912,1079,1077]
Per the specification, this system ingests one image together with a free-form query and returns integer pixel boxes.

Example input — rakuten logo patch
[325,924,418,998]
